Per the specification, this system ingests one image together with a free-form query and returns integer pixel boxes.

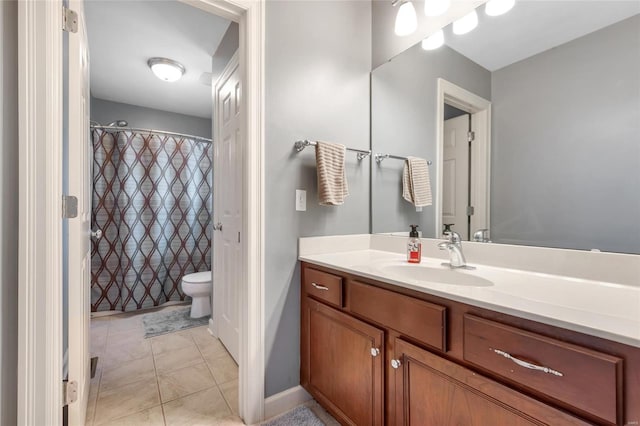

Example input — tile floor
[87,305,241,426]
[87,304,339,426]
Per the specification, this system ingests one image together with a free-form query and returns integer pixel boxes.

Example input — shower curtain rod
[90,125,212,143]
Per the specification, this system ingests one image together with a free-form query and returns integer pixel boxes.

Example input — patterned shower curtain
[91,129,212,312]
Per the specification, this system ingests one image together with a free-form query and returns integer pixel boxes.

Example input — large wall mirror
[371,1,640,254]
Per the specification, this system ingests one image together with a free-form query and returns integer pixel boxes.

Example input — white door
[213,52,242,363]
[67,0,91,424]
[442,114,470,239]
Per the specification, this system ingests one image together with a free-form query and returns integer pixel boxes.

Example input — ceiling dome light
[485,0,515,16]
[453,10,478,35]
[424,0,450,17]
[421,29,444,50]
[394,1,418,36]
[147,57,185,82]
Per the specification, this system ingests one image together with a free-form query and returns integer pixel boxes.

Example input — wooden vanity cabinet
[302,297,384,425]
[391,338,589,426]
[300,262,638,426]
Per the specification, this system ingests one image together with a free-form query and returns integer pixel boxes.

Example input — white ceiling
[444,1,640,71]
[85,0,234,118]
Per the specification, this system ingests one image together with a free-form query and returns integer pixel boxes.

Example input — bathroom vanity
[298,235,640,426]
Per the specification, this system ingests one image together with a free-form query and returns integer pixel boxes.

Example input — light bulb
[395,1,418,36]
[453,10,478,35]
[147,58,185,82]
[485,0,515,16]
[424,0,450,17]
[421,30,444,50]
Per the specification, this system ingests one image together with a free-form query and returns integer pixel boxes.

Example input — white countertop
[299,247,640,348]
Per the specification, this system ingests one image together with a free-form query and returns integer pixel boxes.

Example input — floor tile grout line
[150,331,166,426]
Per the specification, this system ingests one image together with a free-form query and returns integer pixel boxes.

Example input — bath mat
[261,406,324,426]
[142,306,209,338]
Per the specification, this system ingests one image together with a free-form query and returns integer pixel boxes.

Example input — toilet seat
[182,271,211,284]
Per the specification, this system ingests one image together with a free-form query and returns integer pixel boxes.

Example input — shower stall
[90,123,213,312]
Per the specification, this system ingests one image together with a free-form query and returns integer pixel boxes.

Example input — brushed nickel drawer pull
[370,348,380,357]
[493,349,564,377]
[391,359,402,369]
[311,282,329,291]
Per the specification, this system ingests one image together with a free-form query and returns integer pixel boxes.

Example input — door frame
[17,0,265,424]
[435,78,491,239]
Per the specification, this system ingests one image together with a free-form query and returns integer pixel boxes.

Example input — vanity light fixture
[393,0,418,36]
[453,10,478,35]
[485,0,515,16]
[424,0,450,17]
[147,57,185,82]
[421,29,444,50]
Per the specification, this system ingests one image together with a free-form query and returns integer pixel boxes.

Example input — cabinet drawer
[348,281,446,351]
[303,268,343,307]
[463,314,623,425]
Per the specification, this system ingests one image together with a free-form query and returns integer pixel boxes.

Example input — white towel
[315,141,349,206]
[402,156,432,207]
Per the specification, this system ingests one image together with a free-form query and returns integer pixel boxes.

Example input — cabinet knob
[391,359,402,369]
[370,348,380,357]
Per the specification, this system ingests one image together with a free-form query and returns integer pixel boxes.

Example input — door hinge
[63,380,78,406]
[467,206,475,216]
[467,131,476,142]
[62,195,78,218]
[238,232,241,243]
[62,6,78,33]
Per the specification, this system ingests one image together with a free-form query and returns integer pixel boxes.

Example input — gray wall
[371,44,491,235]
[265,1,371,397]
[91,98,212,139]
[490,15,640,254]
[0,0,19,424]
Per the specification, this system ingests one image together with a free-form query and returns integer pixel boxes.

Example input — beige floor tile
[107,325,145,345]
[158,363,215,403]
[162,386,231,426]
[90,329,108,357]
[100,355,156,392]
[192,330,228,359]
[85,374,100,426]
[189,326,214,346]
[218,379,238,415]
[94,378,160,425]
[154,345,204,374]
[101,336,152,370]
[108,317,143,334]
[98,405,165,426]
[151,331,196,355]
[206,353,238,385]
[209,415,244,425]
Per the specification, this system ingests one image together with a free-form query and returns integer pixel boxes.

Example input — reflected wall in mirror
[371,1,640,254]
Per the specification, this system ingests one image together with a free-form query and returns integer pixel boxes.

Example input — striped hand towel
[315,141,349,206]
[402,156,432,207]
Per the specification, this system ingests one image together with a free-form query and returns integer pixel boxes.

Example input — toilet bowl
[181,271,212,318]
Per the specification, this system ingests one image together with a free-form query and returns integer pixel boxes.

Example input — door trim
[435,78,491,239]
[17,0,265,424]
[18,1,64,424]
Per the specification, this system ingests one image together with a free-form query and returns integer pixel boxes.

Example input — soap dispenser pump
[407,225,422,263]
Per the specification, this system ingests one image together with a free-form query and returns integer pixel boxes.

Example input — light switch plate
[416,206,423,212]
[296,189,307,211]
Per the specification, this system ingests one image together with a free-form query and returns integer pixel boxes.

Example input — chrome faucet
[438,231,473,269]
[473,228,491,243]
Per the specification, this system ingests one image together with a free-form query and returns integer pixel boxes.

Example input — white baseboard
[263,385,312,420]
[208,318,215,336]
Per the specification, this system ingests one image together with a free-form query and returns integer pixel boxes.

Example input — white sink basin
[379,263,494,287]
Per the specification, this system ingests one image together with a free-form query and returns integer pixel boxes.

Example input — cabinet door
[305,298,384,426]
[391,338,589,426]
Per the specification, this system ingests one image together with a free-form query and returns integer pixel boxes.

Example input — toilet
[181,271,212,318]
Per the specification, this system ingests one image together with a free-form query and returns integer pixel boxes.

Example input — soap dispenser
[407,225,422,264]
